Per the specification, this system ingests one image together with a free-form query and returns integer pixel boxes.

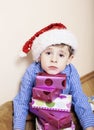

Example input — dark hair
[68,45,75,56]
[51,43,75,56]
[60,43,74,56]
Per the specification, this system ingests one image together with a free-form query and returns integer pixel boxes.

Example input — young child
[13,23,94,130]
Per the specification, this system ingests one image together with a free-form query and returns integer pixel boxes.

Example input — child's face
[40,45,73,74]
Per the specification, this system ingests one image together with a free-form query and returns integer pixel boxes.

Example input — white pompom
[19,51,27,57]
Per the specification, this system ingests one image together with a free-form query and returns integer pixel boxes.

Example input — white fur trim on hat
[32,29,78,61]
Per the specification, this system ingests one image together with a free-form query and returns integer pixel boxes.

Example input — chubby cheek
[40,55,49,66]
[58,61,68,70]
[40,60,47,70]
[59,65,66,72]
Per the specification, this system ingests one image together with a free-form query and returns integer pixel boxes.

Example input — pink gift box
[30,107,72,129]
[35,72,66,90]
[31,94,72,112]
[32,87,62,102]
[36,117,75,130]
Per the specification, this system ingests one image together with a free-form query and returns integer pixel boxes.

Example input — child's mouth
[48,66,58,70]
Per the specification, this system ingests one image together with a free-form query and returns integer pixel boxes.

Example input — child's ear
[67,55,74,65]
[37,56,41,62]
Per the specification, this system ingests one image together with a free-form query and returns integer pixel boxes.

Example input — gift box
[30,94,72,112]
[30,107,72,129]
[36,117,75,130]
[35,72,66,90]
[32,87,62,102]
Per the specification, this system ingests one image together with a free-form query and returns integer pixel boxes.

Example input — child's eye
[59,54,64,57]
[46,52,51,55]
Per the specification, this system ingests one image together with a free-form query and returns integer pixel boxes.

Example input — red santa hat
[20,23,78,61]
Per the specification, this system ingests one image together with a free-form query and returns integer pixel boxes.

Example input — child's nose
[51,55,57,63]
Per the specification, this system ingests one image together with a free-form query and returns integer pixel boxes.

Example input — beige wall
[0,0,94,105]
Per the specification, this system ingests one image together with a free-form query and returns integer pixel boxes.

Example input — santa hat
[20,23,78,61]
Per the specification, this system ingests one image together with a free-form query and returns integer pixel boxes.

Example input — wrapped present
[36,117,75,130]
[30,94,72,112]
[30,107,72,129]
[35,72,66,90]
[32,87,62,102]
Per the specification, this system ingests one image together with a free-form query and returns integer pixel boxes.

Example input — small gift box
[30,94,72,112]
[32,87,62,102]
[35,72,66,90]
[36,117,75,130]
[30,107,72,129]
